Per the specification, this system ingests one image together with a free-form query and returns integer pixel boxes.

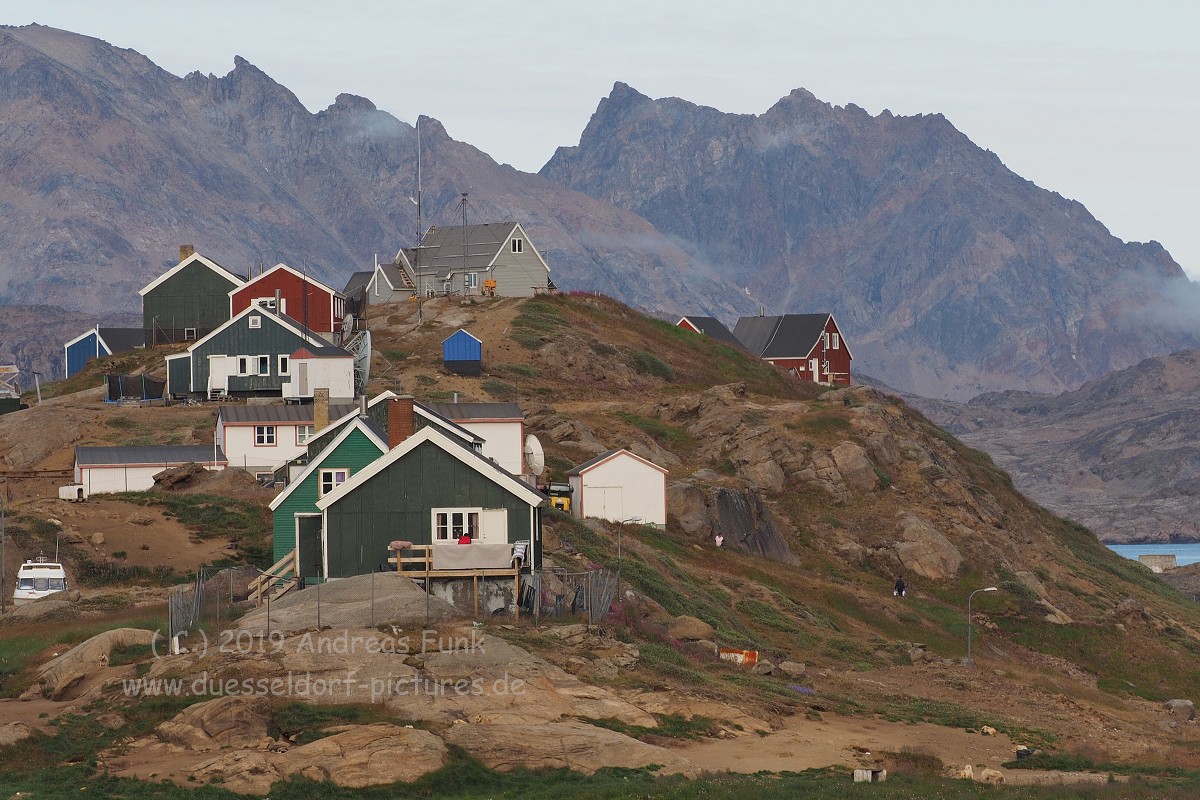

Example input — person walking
[893,577,906,598]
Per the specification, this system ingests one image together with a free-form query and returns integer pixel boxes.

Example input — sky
[7,0,1198,276]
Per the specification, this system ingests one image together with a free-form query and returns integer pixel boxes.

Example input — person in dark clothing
[894,577,906,598]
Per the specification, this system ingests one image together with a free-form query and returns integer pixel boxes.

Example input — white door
[480,508,508,544]
[591,486,624,523]
[298,362,309,396]
[208,355,230,393]
[809,358,820,382]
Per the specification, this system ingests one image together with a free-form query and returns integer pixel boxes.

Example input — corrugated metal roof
[733,314,831,359]
[75,445,226,466]
[219,404,356,424]
[403,222,518,274]
[568,448,668,476]
[292,344,351,358]
[424,402,522,421]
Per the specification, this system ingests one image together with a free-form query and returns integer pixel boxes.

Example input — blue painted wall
[66,332,107,378]
[442,330,481,363]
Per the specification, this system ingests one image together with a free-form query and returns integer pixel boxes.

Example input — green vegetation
[511,299,569,349]
[613,411,692,449]
[272,702,410,745]
[879,698,1056,749]
[733,599,800,633]
[383,348,410,362]
[586,713,719,741]
[630,349,675,381]
[73,557,181,589]
[796,413,850,434]
[481,379,517,401]
[495,363,542,378]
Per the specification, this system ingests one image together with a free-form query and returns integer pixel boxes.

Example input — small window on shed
[510,238,523,253]
[248,315,262,329]
[183,328,197,341]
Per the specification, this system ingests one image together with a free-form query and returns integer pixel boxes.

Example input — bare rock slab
[445,719,698,776]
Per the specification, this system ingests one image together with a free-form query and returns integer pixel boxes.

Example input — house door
[296,515,323,584]
[809,358,820,382]
[590,486,624,522]
[208,356,230,393]
[297,362,309,396]
[479,508,508,544]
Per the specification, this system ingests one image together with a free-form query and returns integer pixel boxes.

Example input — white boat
[13,556,69,606]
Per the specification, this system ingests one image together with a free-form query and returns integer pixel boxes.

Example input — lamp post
[616,516,641,605]
[967,587,999,666]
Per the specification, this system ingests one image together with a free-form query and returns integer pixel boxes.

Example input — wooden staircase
[248,549,300,605]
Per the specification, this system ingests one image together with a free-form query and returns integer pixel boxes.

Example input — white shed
[74,445,227,494]
[568,449,668,528]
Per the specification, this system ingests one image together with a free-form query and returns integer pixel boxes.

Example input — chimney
[388,396,416,449]
[359,395,368,417]
[759,305,765,317]
[274,288,282,314]
[179,244,195,261]
[313,388,330,432]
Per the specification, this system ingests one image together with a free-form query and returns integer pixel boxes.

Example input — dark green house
[315,426,545,579]
[269,415,389,582]
[139,251,244,345]
[165,305,346,399]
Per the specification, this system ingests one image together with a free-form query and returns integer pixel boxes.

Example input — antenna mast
[416,118,424,323]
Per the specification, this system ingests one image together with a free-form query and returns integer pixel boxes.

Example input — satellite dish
[346,329,372,395]
[524,434,545,476]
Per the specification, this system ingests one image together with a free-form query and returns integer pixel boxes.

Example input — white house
[424,402,524,475]
[215,402,357,478]
[568,449,668,528]
[74,445,227,494]
[281,345,355,401]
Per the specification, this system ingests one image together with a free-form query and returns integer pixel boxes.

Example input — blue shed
[442,329,482,376]
[63,327,145,378]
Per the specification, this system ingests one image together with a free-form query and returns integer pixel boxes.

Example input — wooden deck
[387,544,523,620]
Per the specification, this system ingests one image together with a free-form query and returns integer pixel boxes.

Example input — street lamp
[616,516,641,604]
[967,587,999,666]
[1,477,7,614]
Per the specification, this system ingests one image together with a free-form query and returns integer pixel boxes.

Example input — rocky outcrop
[667,616,714,642]
[444,720,698,776]
[892,516,963,582]
[831,442,880,492]
[155,696,272,752]
[22,627,157,700]
[282,724,447,788]
[667,481,798,565]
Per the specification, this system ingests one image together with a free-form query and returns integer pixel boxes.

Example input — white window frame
[296,424,314,445]
[432,507,481,543]
[254,425,277,446]
[466,272,479,290]
[237,356,251,376]
[253,297,284,313]
[278,354,290,375]
[832,332,840,349]
[248,315,262,329]
[256,355,270,376]
[510,238,523,254]
[319,468,349,497]
[183,327,198,341]
[823,332,831,348]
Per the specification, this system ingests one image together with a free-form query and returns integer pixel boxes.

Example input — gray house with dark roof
[371,222,552,301]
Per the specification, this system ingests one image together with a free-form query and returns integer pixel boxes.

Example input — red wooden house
[732,313,852,385]
[230,264,346,339]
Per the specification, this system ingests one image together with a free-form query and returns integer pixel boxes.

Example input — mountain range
[0,23,1197,400]
[909,349,1200,543]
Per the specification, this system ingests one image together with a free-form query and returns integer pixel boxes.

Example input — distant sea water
[1107,542,1200,567]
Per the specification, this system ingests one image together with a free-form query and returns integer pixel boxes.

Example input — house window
[296,425,314,445]
[466,272,478,290]
[823,332,830,348]
[510,238,523,254]
[256,355,270,376]
[433,508,480,542]
[832,333,840,349]
[183,327,198,341]
[237,356,251,376]
[319,468,349,497]
[248,315,262,329]
[253,297,284,313]
[255,426,276,446]
[278,355,290,375]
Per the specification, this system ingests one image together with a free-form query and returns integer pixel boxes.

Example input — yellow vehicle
[547,482,572,512]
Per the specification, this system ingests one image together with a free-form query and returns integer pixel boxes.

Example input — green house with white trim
[269,415,389,584]
[315,426,545,579]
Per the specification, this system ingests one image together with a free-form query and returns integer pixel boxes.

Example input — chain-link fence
[530,567,617,625]
[167,566,248,654]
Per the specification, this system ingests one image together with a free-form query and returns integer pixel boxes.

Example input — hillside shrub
[481,379,517,401]
[631,350,675,381]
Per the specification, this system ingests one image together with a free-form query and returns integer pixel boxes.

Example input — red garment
[457,534,472,544]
